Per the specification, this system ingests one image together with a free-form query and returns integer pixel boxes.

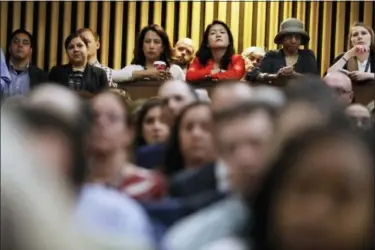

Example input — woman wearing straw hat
[251,18,319,82]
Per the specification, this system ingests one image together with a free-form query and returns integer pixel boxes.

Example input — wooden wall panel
[1,0,372,76]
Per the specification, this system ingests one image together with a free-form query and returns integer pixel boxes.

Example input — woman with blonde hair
[328,22,375,105]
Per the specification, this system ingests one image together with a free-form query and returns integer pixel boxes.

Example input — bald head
[174,38,195,68]
[28,84,82,125]
[323,72,353,105]
[158,80,197,126]
[346,103,372,129]
[211,82,253,112]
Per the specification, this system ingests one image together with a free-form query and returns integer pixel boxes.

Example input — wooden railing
[116,79,374,105]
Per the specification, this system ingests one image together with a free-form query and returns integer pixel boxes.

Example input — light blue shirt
[75,183,155,247]
[6,61,31,97]
[0,49,11,94]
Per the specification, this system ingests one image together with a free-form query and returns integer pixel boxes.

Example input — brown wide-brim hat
[274,18,310,45]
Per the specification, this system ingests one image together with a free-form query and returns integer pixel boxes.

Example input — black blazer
[5,62,48,88]
[49,64,108,93]
[258,49,320,75]
[29,65,49,88]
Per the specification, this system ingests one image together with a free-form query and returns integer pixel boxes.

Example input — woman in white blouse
[328,22,375,82]
[112,24,185,82]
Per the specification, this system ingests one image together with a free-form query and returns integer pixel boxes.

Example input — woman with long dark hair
[133,98,170,151]
[186,20,245,82]
[112,24,185,82]
[164,102,216,177]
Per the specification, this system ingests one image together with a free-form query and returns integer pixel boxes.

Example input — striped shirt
[92,61,116,87]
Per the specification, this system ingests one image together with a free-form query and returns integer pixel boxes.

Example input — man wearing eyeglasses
[3,29,48,98]
[323,71,353,105]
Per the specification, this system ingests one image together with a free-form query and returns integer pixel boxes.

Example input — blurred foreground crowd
[1,73,375,250]
[1,16,375,250]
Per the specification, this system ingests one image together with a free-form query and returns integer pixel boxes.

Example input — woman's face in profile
[270,136,374,250]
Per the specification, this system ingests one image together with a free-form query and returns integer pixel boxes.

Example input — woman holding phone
[247,18,319,82]
[328,22,375,82]
[112,25,185,82]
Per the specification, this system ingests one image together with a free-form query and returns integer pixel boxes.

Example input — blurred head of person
[323,72,353,105]
[89,91,133,157]
[134,98,170,149]
[211,81,253,113]
[347,22,375,51]
[7,104,89,193]
[76,28,100,62]
[164,102,216,176]
[268,75,347,163]
[214,102,277,195]
[1,111,92,250]
[158,79,198,127]
[346,103,372,129]
[8,29,33,64]
[173,38,195,68]
[196,20,235,70]
[248,124,374,250]
[241,47,266,71]
[64,33,89,68]
[133,24,173,67]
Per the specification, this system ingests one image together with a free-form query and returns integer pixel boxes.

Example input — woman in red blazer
[186,20,245,82]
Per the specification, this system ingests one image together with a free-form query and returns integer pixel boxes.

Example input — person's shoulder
[30,64,47,73]
[264,49,281,58]
[299,49,316,56]
[137,143,165,155]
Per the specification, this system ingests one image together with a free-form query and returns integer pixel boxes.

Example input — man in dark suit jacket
[2,29,48,98]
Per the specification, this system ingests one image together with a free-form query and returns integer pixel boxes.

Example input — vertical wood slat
[126,2,136,65]
[89,1,98,31]
[25,2,34,34]
[179,1,189,39]
[268,2,280,51]
[321,2,332,75]
[140,1,149,29]
[296,2,306,23]
[191,2,202,52]
[217,2,227,22]
[230,1,240,51]
[309,2,319,55]
[242,2,253,49]
[350,1,359,26]
[256,2,267,46]
[100,2,110,66]
[363,1,373,28]
[113,1,124,69]
[282,1,293,21]
[48,2,59,70]
[12,1,21,31]
[153,1,162,26]
[0,2,8,50]
[165,2,175,43]
[334,2,346,57]
[62,2,72,64]
[204,2,214,29]
[36,2,46,69]
[76,2,85,29]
